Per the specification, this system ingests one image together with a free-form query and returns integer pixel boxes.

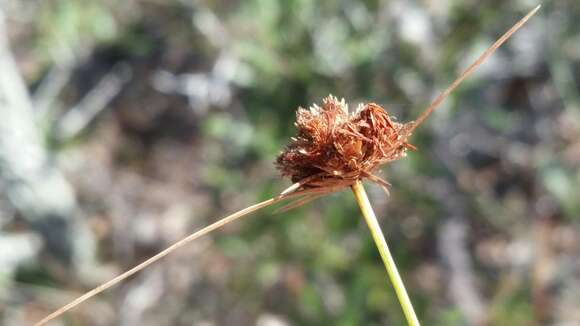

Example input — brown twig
[34,190,306,326]
[409,4,541,133]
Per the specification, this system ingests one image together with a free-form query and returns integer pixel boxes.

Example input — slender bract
[34,192,301,326]
[409,4,542,132]
[36,5,540,325]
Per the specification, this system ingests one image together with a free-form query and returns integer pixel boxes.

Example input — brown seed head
[276,95,415,192]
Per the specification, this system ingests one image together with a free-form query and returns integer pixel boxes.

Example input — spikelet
[276,95,415,192]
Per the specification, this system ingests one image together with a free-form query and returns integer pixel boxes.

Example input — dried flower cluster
[276,95,416,194]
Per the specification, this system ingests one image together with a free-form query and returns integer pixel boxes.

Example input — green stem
[351,180,420,326]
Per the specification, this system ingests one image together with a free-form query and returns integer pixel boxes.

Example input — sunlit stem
[351,180,420,326]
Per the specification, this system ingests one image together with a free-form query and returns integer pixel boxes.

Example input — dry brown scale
[276,95,416,196]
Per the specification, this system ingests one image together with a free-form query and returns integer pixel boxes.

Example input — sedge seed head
[276,95,415,191]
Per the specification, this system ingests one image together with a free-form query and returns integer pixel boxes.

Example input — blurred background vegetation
[0,0,579,325]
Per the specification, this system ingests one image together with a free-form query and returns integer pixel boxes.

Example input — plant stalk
[351,180,420,326]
